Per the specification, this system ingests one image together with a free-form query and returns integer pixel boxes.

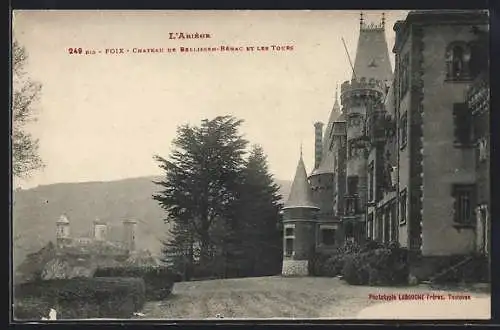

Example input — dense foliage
[310,240,410,286]
[94,266,177,300]
[154,116,282,280]
[12,39,44,179]
[14,277,145,319]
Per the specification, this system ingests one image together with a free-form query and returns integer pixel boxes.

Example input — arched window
[446,42,471,81]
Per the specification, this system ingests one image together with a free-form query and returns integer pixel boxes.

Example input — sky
[12,10,409,189]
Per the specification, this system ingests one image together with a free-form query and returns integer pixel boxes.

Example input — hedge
[94,266,176,301]
[14,277,146,320]
[341,244,409,286]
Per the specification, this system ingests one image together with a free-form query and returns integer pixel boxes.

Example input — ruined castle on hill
[55,214,137,254]
[15,215,158,283]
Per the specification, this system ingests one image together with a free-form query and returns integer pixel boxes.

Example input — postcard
[11,9,490,321]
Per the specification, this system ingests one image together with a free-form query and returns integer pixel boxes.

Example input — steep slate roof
[353,21,393,82]
[284,153,319,210]
[311,88,341,176]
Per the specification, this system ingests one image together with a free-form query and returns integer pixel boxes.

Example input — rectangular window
[368,161,374,201]
[452,184,475,225]
[391,201,398,241]
[285,238,294,256]
[347,176,359,195]
[348,140,356,159]
[384,207,391,243]
[399,112,408,150]
[285,227,294,236]
[376,212,383,242]
[367,213,374,239]
[453,103,473,146]
[478,138,488,162]
[400,53,410,98]
[399,188,407,225]
[321,229,336,246]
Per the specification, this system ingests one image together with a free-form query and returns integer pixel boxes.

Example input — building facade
[282,10,489,279]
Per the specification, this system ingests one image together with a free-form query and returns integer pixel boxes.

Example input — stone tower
[310,87,341,222]
[123,219,137,251]
[93,218,108,241]
[56,214,70,245]
[281,150,319,276]
[340,13,392,243]
[309,87,343,250]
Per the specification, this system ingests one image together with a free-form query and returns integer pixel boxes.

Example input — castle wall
[419,25,477,256]
[309,173,335,220]
[396,33,412,249]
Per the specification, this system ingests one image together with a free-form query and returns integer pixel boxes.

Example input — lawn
[136,276,490,319]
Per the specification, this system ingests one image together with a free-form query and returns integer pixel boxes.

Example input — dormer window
[446,42,471,81]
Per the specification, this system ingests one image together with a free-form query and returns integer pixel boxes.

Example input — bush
[14,277,146,320]
[337,240,361,254]
[360,239,383,252]
[341,243,409,286]
[342,253,369,285]
[94,266,176,301]
[309,252,330,276]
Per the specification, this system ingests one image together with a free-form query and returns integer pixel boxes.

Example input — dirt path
[137,276,490,320]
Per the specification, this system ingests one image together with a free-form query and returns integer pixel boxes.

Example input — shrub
[341,243,409,286]
[14,277,146,320]
[94,266,176,301]
[342,253,369,285]
[309,252,330,276]
[323,254,346,277]
[337,240,361,254]
[360,239,383,252]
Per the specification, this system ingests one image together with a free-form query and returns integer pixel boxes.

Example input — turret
[56,214,70,246]
[123,219,137,251]
[309,84,341,220]
[339,12,392,243]
[282,150,319,276]
[93,218,108,241]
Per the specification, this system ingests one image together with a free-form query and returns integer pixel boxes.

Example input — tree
[12,39,44,179]
[153,116,248,269]
[160,221,195,280]
[235,144,283,276]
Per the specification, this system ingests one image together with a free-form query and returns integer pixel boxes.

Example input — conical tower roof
[353,12,393,82]
[310,86,340,176]
[284,151,319,210]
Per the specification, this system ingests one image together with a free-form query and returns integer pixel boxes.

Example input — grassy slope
[139,276,491,319]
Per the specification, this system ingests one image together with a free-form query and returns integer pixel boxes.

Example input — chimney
[314,122,324,169]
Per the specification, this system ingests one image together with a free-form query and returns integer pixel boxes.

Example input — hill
[12,176,292,268]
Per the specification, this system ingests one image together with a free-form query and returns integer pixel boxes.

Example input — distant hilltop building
[282,10,490,281]
[56,214,137,254]
[15,214,155,284]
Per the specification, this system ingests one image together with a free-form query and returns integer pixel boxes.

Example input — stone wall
[281,260,309,276]
[420,25,478,255]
